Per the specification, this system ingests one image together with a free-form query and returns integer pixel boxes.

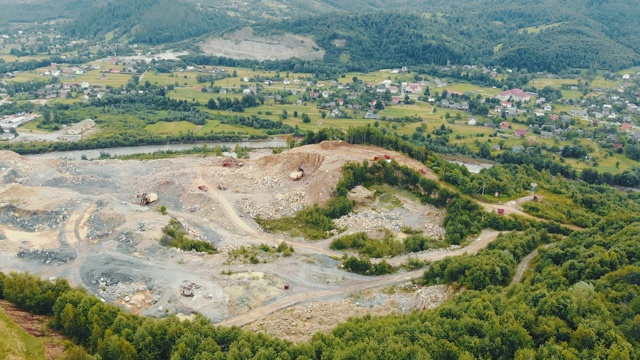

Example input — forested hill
[248,0,640,72]
[0,0,93,22]
[61,0,241,45]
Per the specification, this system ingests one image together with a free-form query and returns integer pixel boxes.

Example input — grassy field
[0,54,50,62]
[528,78,579,88]
[589,76,621,88]
[518,22,562,34]
[167,88,243,103]
[145,121,199,136]
[8,72,45,82]
[0,308,47,360]
[618,66,640,75]
[345,71,415,85]
[445,83,502,97]
[16,119,52,134]
[74,71,133,87]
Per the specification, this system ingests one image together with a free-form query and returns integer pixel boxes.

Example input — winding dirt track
[205,181,505,327]
[196,172,343,258]
[478,196,583,231]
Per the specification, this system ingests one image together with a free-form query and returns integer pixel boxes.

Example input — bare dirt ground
[0,141,501,337]
[200,28,325,61]
[0,300,66,359]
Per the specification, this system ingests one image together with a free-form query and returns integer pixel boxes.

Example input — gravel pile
[413,285,456,310]
[0,205,68,231]
[97,280,150,302]
[334,210,404,233]
[239,188,306,219]
[17,247,77,265]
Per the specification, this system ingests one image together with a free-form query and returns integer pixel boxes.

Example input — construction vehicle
[290,167,304,181]
[198,185,208,192]
[137,192,158,206]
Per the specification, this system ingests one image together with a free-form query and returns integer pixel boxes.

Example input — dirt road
[220,229,502,327]
[196,172,343,258]
[380,229,502,266]
[478,196,583,231]
[218,269,423,327]
[511,244,551,284]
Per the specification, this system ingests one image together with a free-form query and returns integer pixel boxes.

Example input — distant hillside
[11,0,639,73]
[62,0,241,44]
[0,0,93,22]
[248,0,640,72]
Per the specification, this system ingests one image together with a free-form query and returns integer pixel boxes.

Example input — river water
[27,140,287,160]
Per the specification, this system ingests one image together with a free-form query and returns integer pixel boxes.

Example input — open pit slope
[0,142,499,339]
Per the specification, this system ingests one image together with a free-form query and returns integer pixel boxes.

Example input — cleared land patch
[200,28,325,61]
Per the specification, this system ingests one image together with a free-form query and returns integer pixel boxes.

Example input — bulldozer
[290,167,304,181]
[137,192,158,206]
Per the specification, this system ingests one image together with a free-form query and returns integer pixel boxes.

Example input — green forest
[62,0,240,44]
[1,0,636,72]
[254,6,639,72]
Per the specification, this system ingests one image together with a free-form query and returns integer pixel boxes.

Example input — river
[27,140,287,160]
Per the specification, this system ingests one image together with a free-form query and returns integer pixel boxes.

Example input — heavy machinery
[290,167,304,181]
[198,185,208,192]
[137,192,158,205]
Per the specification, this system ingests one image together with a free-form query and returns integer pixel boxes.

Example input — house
[540,131,553,139]
[511,146,523,153]
[365,112,379,119]
[621,123,632,132]
[631,132,640,140]
[67,119,95,135]
[491,145,501,151]
[330,108,343,118]
[392,96,401,104]
[497,88,531,102]
[613,143,623,150]
[543,105,552,112]
[515,129,527,138]
[550,114,559,121]
[570,109,587,117]
[500,121,510,129]
[404,83,423,93]
[468,117,477,126]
